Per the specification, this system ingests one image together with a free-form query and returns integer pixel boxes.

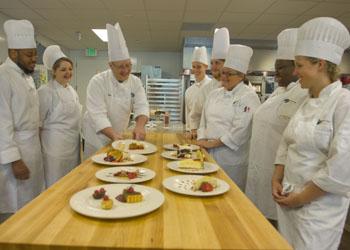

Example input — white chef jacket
[38,80,82,187]
[275,81,350,250]
[83,70,149,157]
[0,57,45,213]
[189,78,221,130]
[245,82,308,220]
[198,82,261,190]
[185,75,211,131]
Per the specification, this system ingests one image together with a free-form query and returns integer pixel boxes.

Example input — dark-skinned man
[0,20,45,222]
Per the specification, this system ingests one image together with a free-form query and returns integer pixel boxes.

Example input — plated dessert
[162,175,230,197]
[112,139,157,154]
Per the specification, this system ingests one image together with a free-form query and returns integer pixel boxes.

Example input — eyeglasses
[111,62,132,70]
[221,70,241,77]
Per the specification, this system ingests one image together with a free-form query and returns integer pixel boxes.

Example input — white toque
[295,17,350,65]
[192,46,208,65]
[43,45,67,70]
[277,28,298,60]
[212,27,230,60]
[4,19,36,49]
[224,44,253,74]
[107,22,130,62]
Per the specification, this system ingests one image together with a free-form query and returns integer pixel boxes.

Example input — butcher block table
[0,132,291,250]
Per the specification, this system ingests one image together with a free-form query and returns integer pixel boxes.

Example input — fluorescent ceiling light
[92,29,107,42]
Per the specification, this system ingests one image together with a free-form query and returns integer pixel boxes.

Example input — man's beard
[16,60,34,75]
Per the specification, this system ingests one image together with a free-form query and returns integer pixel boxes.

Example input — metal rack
[145,76,184,122]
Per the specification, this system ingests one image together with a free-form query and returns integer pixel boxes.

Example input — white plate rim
[95,167,156,183]
[91,153,147,166]
[69,184,164,219]
[162,175,230,197]
[112,139,157,155]
[166,161,219,174]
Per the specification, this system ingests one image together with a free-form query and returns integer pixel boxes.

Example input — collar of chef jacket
[223,81,243,99]
[194,75,210,86]
[53,79,70,89]
[315,80,342,101]
[5,57,28,77]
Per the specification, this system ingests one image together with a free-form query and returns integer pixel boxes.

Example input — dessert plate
[112,139,157,154]
[162,175,229,197]
[92,153,147,166]
[70,184,164,219]
[167,161,219,174]
[95,167,155,183]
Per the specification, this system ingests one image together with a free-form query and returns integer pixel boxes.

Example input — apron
[277,84,350,250]
[83,78,133,158]
[246,83,307,220]
[40,82,81,187]
[0,72,44,213]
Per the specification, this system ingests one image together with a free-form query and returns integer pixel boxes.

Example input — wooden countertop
[0,132,292,250]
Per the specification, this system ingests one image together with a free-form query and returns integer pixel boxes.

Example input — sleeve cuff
[220,134,239,151]
[0,147,21,165]
[95,119,112,133]
[312,169,350,197]
[134,109,150,119]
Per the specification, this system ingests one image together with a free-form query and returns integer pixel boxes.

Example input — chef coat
[275,81,350,250]
[185,75,211,131]
[198,82,260,190]
[0,57,45,213]
[83,70,149,157]
[245,82,308,220]
[189,78,221,130]
[38,80,82,187]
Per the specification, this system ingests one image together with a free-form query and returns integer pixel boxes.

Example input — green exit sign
[86,48,97,57]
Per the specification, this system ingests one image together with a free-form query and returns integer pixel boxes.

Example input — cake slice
[178,159,204,169]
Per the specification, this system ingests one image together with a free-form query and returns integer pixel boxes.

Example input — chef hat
[43,45,67,70]
[295,17,350,65]
[107,22,130,62]
[192,46,208,65]
[3,19,36,49]
[224,44,253,74]
[212,27,230,60]
[277,28,298,60]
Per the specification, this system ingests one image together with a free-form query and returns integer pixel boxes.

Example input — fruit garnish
[200,182,214,192]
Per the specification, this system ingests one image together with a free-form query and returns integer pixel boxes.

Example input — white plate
[161,150,193,160]
[95,167,156,183]
[162,175,230,197]
[92,153,147,166]
[112,139,157,154]
[70,184,164,219]
[167,161,219,174]
[163,144,200,151]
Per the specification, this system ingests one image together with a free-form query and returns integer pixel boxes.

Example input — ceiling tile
[266,0,318,15]
[236,33,270,39]
[147,11,183,21]
[60,0,106,9]
[180,30,211,37]
[0,0,27,8]
[215,22,249,37]
[20,0,67,8]
[101,0,145,10]
[107,10,148,22]
[0,8,46,20]
[218,12,260,24]
[186,0,231,12]
[183,11,221,23]
[302,2,350,17]
[145,0,186,11]
[226,0,276,13]
[289,15,316,26]
[36,9,76,20]
[149,21,182,30]
[253,14,299,25]
[240,24,284,34]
